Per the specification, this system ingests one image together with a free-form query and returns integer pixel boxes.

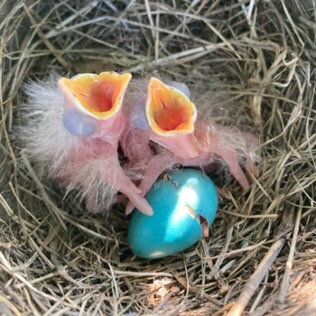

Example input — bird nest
[1,1,315,315]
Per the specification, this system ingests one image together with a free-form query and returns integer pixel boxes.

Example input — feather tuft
[20,76,119,213]
[20,76,81,176]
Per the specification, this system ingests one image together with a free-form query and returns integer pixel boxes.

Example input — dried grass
[0,0,315,315]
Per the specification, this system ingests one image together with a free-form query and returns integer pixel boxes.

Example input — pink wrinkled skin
[121,79,258,215]
[123,121,258,215]
[23,75,258,216]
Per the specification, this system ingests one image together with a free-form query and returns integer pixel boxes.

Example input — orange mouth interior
[59,72,131,119]
[147,78,196,135]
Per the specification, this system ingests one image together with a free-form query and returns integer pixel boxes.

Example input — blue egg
[128,168,218,259]
[63,109,97,136]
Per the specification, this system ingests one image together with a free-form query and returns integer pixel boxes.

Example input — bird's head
[145,77,199,159]
[58,72,132,139]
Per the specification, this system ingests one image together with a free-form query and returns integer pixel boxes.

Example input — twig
[278,207,302,303]
[209,227,233,278]
[145,0,155,39]
[173,273,223,307]
[127,43,226,72]
[23,4,69,69]
[222,210,278,219]
[46,1,99,36]
[227,238,285,316]
[21,152,67,230]
[0,251,66,305]
[0,295,22,316]
[203,240,265,260]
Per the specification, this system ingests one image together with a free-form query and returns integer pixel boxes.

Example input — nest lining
[0,0,315,315]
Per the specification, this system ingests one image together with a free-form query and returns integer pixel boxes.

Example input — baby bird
[22,72,152,214]
[123,77,258,215]
[22,72,257,217]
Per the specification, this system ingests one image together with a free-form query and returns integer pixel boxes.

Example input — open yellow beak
[58,72,132,120]
[146,77,197,137]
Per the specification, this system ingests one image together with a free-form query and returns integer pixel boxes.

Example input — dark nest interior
[1,1,315,315]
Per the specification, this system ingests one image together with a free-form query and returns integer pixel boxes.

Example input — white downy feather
[21,76,119,212]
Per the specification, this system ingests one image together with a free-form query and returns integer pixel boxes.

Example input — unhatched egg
[128,168,218,259]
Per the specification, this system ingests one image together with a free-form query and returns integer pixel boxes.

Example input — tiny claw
[127,196,153,216]
[125,152,178,216]
[245,158,257,177]
[217,187,230,199]
[206,136,251,191]
[125,202,135,215]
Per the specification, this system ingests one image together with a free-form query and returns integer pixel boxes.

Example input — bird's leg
[125,151,178,214]
[245,158,257,176]
[213,124,258,176]
[139,151,178,195]
[102,145,153,215]
[207,136,250,190]
[62,139,150,214]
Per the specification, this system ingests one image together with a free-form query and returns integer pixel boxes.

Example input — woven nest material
[1,1,315,315]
